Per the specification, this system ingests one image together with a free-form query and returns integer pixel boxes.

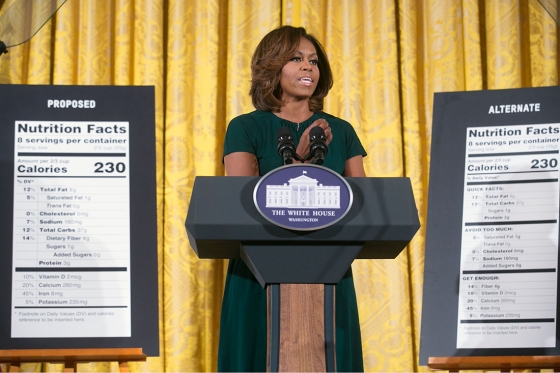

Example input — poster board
[419,86,560,365]
[0,85,158,356]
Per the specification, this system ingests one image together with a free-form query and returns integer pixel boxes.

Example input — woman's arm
[224,152,259,176]
[342,155,366,177]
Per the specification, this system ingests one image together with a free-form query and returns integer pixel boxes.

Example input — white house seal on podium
[253,164,353,231]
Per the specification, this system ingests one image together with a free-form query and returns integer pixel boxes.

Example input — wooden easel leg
[63,361,76,372]
[119,361,129,373]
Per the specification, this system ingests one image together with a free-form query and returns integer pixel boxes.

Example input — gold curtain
[0,0,557,371]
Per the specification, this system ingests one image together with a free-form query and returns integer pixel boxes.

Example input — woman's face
[279,37,320,103]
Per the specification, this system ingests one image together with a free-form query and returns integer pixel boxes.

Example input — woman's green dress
[219,110,367,372]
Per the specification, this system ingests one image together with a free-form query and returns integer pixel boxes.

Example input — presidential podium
[185,176,420,372]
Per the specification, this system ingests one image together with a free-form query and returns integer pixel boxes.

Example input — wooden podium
[0,348,146,372]
[186,176,420,372]
[267,284,335,371]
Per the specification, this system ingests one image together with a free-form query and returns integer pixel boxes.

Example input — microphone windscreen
[309,126,325,139]
[276,126,292,140]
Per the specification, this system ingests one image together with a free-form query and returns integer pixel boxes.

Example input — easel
[428,355,560,372]
[0,348,146,372]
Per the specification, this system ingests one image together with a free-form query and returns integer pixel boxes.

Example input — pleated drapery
[0,0,557,371]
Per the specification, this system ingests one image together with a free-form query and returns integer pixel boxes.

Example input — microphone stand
[300,153,324,165]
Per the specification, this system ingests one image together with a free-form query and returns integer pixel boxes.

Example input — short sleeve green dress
[218,110,366,372]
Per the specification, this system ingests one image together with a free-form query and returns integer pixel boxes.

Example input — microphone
[276,127,297,165]
[309,126,328,165]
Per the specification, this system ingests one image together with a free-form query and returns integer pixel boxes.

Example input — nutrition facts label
[11,121,131,338]
[457,123,559,348]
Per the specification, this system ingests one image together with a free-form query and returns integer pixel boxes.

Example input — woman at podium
[220,25,367,372]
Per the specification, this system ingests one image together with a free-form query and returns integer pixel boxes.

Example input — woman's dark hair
[250,26,333,112]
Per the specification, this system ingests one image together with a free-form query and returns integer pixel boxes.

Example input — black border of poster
[419,86,560,365]
[0,85,158,356]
